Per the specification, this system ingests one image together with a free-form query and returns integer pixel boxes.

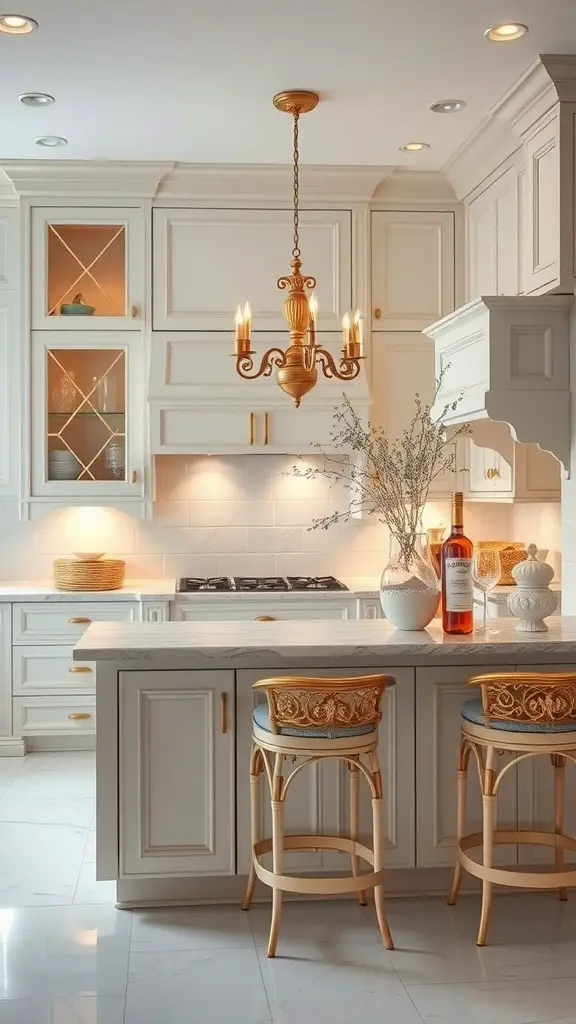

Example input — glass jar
[51,371,77,413]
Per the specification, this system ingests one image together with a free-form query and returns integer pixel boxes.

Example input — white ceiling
[1,0,576,167]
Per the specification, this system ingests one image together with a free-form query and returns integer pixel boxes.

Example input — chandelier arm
[235,348,288,380]
[315,347,363,382]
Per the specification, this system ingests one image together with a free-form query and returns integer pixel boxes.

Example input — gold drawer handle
[264,412,269,445]
[68,712,92,721]
[68,617,92,625]
[131,304,138,318]
[221,692,228,735]
[69,666,92,674]
[374,308,382,319]
[249,411,255,445]
[131,470,137,484]
[255,615,276,622]
[485,467,501,480]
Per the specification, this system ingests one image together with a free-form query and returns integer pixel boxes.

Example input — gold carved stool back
[241,673,396,957]
[448,671,576,945]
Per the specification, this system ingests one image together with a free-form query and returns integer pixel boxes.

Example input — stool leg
[448,734,471,906]
[369,751,394,951]
[552,754,568,902]
[477,744,496,947]
[267,753,285,959]
[242,745,261,912]
[349,761,366,906]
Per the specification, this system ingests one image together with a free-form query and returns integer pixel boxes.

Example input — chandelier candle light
[233,90,365,406]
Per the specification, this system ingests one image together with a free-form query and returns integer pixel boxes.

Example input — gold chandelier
[233,90,365,407]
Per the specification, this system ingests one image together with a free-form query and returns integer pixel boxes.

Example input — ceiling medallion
[233,90,364,407]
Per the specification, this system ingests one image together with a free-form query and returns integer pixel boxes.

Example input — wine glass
[472,548,501,635]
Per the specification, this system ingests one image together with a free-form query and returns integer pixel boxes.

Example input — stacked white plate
[48,449,81,480]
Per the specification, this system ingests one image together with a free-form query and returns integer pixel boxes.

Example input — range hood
[423,295,573,472]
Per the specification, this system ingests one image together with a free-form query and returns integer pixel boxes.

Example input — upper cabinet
[371,211,455,331]
[522,113,563,295]
[31,208,145,330]
[30,331,144,502]
[467,165,521,300]
[152,208,352,332]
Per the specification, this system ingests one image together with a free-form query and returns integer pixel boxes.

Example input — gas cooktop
[177,576,348,593]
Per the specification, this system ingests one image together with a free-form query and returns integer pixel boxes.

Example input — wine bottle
[441,492,473,635]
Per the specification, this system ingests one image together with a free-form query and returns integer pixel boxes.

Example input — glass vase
[380,532,440,630]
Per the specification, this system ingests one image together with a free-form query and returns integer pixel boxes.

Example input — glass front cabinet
[31,208,144,331]
[31,333,144,500]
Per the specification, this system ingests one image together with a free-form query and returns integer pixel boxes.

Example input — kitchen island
[74,618,576,907]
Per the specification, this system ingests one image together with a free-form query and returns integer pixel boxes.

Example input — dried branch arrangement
[293,372,467,548]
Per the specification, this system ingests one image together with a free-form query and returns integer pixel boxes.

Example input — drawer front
[13,601,139,644]
[13,695,96,736]
[171,599,357,622]
[13,646,95,695]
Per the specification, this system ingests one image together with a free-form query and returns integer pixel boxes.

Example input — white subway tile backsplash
[247,527,302,553]
[216,554,276,576]
[163,554,219,578]
[152,501,190,527]
[188,500,273,527]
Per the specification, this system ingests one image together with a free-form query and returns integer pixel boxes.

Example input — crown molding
[0,169,18,207]
[155,163,389,203]
[443,54,576,201]
[372,169,457,204]
[0,161,174,198]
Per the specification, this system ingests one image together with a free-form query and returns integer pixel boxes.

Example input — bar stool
[448,671,576,945]
[241,673,395,957]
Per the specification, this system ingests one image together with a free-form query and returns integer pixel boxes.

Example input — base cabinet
[119,669,235,877]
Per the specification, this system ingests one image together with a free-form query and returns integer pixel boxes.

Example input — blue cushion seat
[461,697,576,734]
[252,703,377,739]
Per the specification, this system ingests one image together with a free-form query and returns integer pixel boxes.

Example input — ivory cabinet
[171,598,357,622]
[415,665,518,868]
[119,669,235,877]
[31,207,145,330]
[152,208,352,332]
[30,331,145,502]
[467,164,521,300]
[0,290,18,497]
[462,436,560,503]
[371,211,455,331]
[522,113,562,295]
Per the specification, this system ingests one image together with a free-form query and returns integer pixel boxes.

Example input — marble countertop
[0,579,177,602]
[73,616,576,669]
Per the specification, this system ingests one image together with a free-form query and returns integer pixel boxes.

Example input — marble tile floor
[0,752,575,1022]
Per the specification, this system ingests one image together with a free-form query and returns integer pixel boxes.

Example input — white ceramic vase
[507,543,557,631]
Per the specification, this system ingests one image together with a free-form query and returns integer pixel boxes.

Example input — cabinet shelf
[48,411,125,418]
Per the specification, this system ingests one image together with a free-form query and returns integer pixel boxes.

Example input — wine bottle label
[444,558,473,611]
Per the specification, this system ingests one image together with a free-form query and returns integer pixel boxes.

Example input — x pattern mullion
[48,224,125,315]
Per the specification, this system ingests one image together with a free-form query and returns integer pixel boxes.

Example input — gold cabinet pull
[485,467,501,480]
[68,617,92,625]
[249,412,254,445]
[131,470,137,483]
[221,692,228,734]
[69,666,92,674]
[255,615,276,622]
[264,412,269,445]
[374,308,382,319]
[68,712,92,721]
[131,305,138,318]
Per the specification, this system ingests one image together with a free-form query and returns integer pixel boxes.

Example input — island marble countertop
[73,616,576,669]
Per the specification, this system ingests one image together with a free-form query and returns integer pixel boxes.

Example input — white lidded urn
[507,543,557,632]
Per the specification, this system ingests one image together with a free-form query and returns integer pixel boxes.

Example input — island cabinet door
[415,666,518,868]
[237,667,415,874]
[119,670,235,877]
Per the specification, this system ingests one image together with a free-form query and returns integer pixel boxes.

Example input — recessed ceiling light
[35,135,67,148]
[400,142,430,152]
[485,22,528,42]
[0,13,38,33]
[19,92,55,107]
[430,99,466,114]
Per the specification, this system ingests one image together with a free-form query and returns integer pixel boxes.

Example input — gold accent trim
[255,616,276,622]
[253,674,394,733]
[374,308,382,319]
[68,712,92,721]
[221,692,228,735]
[69,666,92,674]
[486,467,501,480]
[470,671,576,726]
[273,90,319,115]
[131,305,137,318]
[264,412,269,445]
[131,470,137,484]
[67,617,92,624]
[249,412,255,445]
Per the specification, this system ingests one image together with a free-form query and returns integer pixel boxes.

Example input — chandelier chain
[292,111,300,260]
